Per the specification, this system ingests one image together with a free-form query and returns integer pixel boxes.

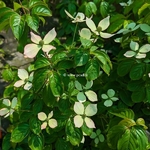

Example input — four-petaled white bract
[14,69,33,90]
[0,97,17,118]
[65,10,85,23]
[86,16,114,38]
[24,28,56,58]
[117,22,139,34]
[38,111,57,130]
[124,41,150,59]
[73,102,97,128]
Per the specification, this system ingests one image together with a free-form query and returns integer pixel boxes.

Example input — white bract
[120,0,133,7]
[24,28,56,58]
[65,10,85,23]
[75,80,98,102]
[38,111,57,130]
[0,97,17,118]
[86,16,114,38]
[101,89,119,107]
[14,69,33,90]
[90,129,105,144]
[117,22,139,34]
[73,102,97,128]
[124,41,150,59]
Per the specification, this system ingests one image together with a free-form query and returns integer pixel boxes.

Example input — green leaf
[11,123,30,143]
[110,109,135,120]
[2,134,11,150]
[117,59,135,76]
[55,138,71,150]
[127,80,145,91]
[107,19,124,33]
[2,68,14,81]
[138,3,150,16]
[51,52,68,66]
[81,123,93,136]
[43,84,57,107]
[26,14,39,32]
[85,59,100,81]
[34,57,50,70]
[131,88,146,103]
[29,117,41,135]
[130,63,145,80]
[85,2,97,17]
[33,69,49,93]
[28,134,43,150]
[75,50,89,67]
[29,0,42,8]
[13,2,22,11]
[0,7,13,17]
[57,60,74,69]
[32,98,42,115]
[0,11,16,31]
[49,71,63,97]
[0,1,6,7]
[140,24,150,32]
[119,90,134,107]
[91,50,112,75]
[32,4,52,16]
[66,119,82,146]
[10,14,25,40]
[107,125,127,149]
[100,1,109,18]
[80,37,92,48]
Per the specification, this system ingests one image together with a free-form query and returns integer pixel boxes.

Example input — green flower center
[97,26,102,32]
[39,40,44,46]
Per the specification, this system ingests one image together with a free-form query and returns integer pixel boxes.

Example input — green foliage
[1,0,150,149]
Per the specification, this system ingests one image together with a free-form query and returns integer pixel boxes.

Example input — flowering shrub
[0,0,150,150]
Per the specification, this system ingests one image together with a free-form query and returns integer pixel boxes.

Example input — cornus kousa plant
[38,111,57,130]
[73,102,97,128]
[1,0,150,150]
[24,28,56,58]
[14,69,33,90]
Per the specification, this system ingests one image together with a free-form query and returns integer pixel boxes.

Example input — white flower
[38,111,57,130]
[73,102,97,128]
[117,22,139,34]
[124,41,150,59]
[24,28,56,58]
[65,10,85,23]
[0,97,17,118]
[14,69,33,90]
[86,16,114,38]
